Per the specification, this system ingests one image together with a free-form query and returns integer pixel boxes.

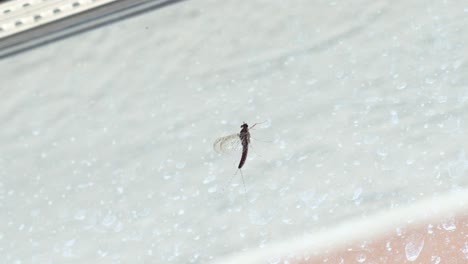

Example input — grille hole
[53,8,61,14]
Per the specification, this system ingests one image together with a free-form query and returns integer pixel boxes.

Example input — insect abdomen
[238,146,248,169]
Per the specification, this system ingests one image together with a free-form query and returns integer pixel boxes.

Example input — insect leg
[239,169,246,193]
[222,170,237,193]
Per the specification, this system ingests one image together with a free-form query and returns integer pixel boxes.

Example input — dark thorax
[239,124,250,147]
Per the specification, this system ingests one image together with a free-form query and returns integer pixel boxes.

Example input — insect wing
[213,133,241,153]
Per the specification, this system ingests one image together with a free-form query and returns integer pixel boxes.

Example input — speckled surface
[0,0,467,263]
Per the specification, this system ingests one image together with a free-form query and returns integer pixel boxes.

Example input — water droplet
[249,209,275,225]
[30,209,41,217]
[405,235,424,261]
[391,111,399,124]
[352,188,363,205]
[441,218,456,231]
[278,141,286,149]
[397,82,407,90]
[427,224,434,234]
[74,210,86,220]
[203,175,216,184]
[386,241,392,251]
[113,221,123,232]
[65,239,75,247]
[300,191,328,209]
[431,256,441,264]
[176,162,186,169]
[461,242,468,259]
[356,252,366,263]
[208,186,217,193]
[62,239,76,257]
[102,213,116,227]
[425,78,435,84]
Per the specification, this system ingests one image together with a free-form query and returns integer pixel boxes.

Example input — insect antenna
[250,120,268,130]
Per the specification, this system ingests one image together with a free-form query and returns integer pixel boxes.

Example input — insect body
[213,122,257,169]
[238,123,250,169]
[214,122,264,192]
[213,122,263,169]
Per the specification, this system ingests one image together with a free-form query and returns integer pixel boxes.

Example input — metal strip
[0,0,186,59]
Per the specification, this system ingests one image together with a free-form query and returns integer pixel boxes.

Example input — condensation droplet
[425,78,435,84]
[208,186,217,193]
[461,242,468,259]
[427,224,434,234]
[441,218,456,231]
[74,209,86,221]
[352,188,362,201]
[248,209,275,225]
[405,235,424,261]
[356,252,366,263]
[431,256,441,264]
[391,110,399,124]
[397,82,407,90]
[386,241,392,251]
[102,213,116,227]
[176,162,186,169]
[203,175,216,184]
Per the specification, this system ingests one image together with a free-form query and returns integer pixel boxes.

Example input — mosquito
[213,122,264,192]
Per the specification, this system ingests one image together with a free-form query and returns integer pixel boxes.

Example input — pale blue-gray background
[0,0,467,263]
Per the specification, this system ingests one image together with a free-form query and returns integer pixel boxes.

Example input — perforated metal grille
[0,0,116,38]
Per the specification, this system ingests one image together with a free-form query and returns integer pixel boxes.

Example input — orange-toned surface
[294,215,468,264]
